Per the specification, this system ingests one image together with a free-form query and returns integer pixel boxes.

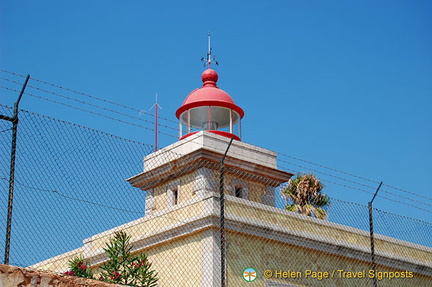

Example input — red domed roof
[175,69,244,118]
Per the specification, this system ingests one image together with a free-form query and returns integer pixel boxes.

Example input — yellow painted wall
[227,232,431,287]
[153,184,167,213]
[226,200,431,263]
[179,172,196,202]
[130,232,203,287]
[33,196,431,287]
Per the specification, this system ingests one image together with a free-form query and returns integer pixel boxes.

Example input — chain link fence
[1,104,431,286]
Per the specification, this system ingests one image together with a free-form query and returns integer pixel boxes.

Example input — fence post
[220,137,234,287]
[368,181,382,287]
[2,74,30,265]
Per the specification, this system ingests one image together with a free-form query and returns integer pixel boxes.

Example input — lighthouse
[31,36,432,287]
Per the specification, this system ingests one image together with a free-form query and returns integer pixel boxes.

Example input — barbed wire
[277,164,375,195]
[0,85,177,139]
[28,83,178,132]
[327,196,432,226]
[371,203,432,225]
[279,152,381,184]
[279,152,432,202]
[319,177,432,214]
[276,158,432,209]
[0,177,141,214]
[0,76,25,86]
[0,68,26,78]
[279,158,379,189]
[382,183,432,201]
[0,68,178,125]
[0,75,179,134]
[14,107,154,148]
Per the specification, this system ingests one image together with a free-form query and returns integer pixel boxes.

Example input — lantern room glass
[179,106,241,139]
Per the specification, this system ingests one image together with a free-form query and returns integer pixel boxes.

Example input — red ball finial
[201,69,218,84]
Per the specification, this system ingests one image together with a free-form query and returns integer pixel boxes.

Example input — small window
[235,187,242,198]
[173,189,179,205]
[167,184,180,208]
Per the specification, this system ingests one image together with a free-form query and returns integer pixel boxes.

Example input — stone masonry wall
[0,264,123,287]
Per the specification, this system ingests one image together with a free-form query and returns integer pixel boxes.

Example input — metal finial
[201,32,218,68]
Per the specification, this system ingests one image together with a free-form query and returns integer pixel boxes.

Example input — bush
[66,231,158,287]
[65,255,93,278]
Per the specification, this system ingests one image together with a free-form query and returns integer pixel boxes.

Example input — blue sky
[1,0,431,225]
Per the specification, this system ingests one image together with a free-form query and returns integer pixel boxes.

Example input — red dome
[175,69,244,118]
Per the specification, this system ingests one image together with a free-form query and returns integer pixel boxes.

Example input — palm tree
[281,173,330,219]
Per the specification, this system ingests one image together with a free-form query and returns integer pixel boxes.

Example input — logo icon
[243,267,257,282]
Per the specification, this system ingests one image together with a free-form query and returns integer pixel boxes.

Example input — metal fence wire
[0,104,431,286]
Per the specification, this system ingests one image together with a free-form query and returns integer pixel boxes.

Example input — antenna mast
[149,93,162,152]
